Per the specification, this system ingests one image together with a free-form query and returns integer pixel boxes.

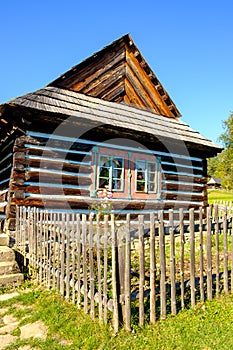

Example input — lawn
[1,284,233,349]
[208,189,233,203]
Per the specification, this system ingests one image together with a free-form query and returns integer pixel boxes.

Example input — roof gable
[48,34,181,118]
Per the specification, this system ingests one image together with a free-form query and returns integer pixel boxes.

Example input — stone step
[0,273,24,287]
[0,247,15,263]
[0,233,9,247]
[0,261,21,276]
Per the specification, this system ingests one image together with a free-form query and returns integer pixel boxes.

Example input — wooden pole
[206,206,213,300]
[199,207,204,302]
[96,214,103,322]
[124,213,131,331]
[223,206,229,294]
[169,209,176,315]
[189,208,196,307]
[214,204,220,297]
[179,208,185,310]
[60,213,65,296]
[65,215,71,301]
[103,215,109,324]
[89,215,95,319]
[111,214,119,333]
[71,213,76,304]
[149,212,156,324]
[139,215,145,327]
[159,210,166,320]
[76,214,81,309]
[82,214,88,314]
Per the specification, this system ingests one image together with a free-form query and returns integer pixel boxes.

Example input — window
[135,160,158,193]
[98,155,124,191]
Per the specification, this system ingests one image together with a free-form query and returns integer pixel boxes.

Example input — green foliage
[208,112,233,190]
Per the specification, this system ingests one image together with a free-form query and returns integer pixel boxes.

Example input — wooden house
[207,177,222,189]
[0,34,222,230]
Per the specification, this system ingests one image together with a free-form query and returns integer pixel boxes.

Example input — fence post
[150,212,156,324]
[206,206,213,300]
[199,207,204,302]
[223,206,229,294]
[117,220,126,326]
[124,213,131,331]
[159,210,166,319]
[169,209,176,315]
[189,208,196,307]
[214,204,220,297]
[111,214,119,333]
[179,208,185,310]
[139,215,145,327]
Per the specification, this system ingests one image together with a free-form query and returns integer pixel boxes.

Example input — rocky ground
[0,290,59,350]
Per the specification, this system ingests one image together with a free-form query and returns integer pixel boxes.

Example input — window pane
[149,183,155,192]
[149,172,156,182]
[112,179,122,190]
[136,180,145,192]
[98,155,124,191]
[148,163,156,172]
[136,160,146,192]
[99,177,109,188]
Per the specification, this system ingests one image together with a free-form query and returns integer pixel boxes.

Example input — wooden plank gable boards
[0,34,222,231]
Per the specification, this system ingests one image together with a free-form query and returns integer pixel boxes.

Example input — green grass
[1,284,233,349]
[208,189,233,203]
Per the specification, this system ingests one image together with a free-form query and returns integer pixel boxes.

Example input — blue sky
[0,0,232,145]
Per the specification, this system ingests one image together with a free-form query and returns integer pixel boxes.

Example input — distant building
[207,177,222,189]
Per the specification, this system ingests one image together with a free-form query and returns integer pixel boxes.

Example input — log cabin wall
[0,133,15,224]
[4,128,207,230]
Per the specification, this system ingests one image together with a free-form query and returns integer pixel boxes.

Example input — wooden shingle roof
[5,86,222,155]
[48,34,181,118]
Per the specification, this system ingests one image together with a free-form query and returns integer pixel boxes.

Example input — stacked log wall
[0,134,15,220]
[6,132,93,229]
[4,129,207,228]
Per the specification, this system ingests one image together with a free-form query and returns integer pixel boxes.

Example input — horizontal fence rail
[13,205,233,331]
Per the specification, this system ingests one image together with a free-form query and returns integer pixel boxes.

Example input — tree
[208,112,233,190]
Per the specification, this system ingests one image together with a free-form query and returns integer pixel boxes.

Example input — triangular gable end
[48,34,181,118]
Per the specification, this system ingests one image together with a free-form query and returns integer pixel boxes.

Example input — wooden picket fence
[13,205,233,332]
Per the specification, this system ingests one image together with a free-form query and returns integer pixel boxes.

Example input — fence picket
[159,210,166,319]
[149,212,156,324]
[179,208,185,310]
[189,208,196,307]
[39,210,43,284]
[96,214,103,322]
[76,214,81,309]
[89,216,95,319]
[82,214,88,313]
[199,207,204,302]
[60,213,65,296]
[139,215,145,327]
[223,206,229,294]
[71,213,76,304]
[206,207,213,300]
[103,215,109,324]
[65,216,71,301]
[214,204,220,297]
[124,213,131,331]
[52,211,57,289]
[111,214,119,333]
[169,209,176,315]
